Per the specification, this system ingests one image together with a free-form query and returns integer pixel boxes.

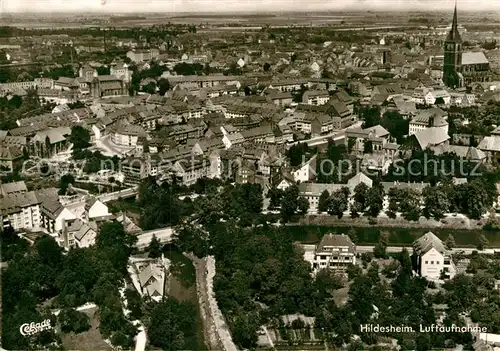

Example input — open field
[1,10,499,29]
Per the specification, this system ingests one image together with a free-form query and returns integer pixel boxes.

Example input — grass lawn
[60,306,111,351]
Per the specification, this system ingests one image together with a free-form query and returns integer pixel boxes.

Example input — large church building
[443,3,491,88]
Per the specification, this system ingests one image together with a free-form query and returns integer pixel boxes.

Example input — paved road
[98,187,138,203]
[355,246,499,255]
[135,227,174,249]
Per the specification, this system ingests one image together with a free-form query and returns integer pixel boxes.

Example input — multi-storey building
[413,232,456,280]
[408,108,448,136]
[311,233,357,274]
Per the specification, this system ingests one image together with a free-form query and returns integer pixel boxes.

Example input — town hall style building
[443,2,491,88]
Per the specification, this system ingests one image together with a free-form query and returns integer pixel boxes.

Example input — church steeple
[447,0,462,42]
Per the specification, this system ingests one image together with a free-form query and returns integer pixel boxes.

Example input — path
[118,283,147,351]
[189,254,238,351]
[51,303,97,317]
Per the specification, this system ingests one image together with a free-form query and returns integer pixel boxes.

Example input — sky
[1,0,499,13]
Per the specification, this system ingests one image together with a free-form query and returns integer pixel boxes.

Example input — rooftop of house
[0,145,23,161]
[411,108,448,127]
[478,135,500,152]
[413,231,446,255]
[347,172,373,188]
[462,52,489,65]
[0,180,27,196]
[316,233,356,254]
[414,127,450,149]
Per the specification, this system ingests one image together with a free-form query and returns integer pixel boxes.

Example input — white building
[60,218,97,250]
[413,232,456,280]
[85,198,111,220]
[110,62,131,83]
[109,122,147,147]
[130,255,170,302]
[310,233,357,274]
[0,187,59,231]
[424,89,451,105]
[409,108,449,136]
[302,90,330,105]
[292,155,317,183]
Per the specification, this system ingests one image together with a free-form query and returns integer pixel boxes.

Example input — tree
[381,111,409,144]
[365,185,385,217]
[143,81,157,94]
[477,234,489,251]
[59,173,75,195]
[286,142,312,167]
[148,234,161,258]
[360,106,381,128]
[373,232,388,258]
[297,197,310,215]
[174,223,210,258]
[327,188,349,218]
[268,187,284,209]
[58,308,90,333]
[318,190,330,213]
[263,62,271,72]
[423,186,450,220]
[157,78,170,95]
[148,299,197,351]
[280,184,300,222]
[69,125,91,149]
[35,235,63,267]
[347,227,358,244]
[96,222,137,273]
[373,242,387,258]
[445,234,456,250]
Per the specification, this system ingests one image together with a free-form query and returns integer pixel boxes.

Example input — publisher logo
[20,319,52,336]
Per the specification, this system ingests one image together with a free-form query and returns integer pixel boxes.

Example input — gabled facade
[413,232,456,280]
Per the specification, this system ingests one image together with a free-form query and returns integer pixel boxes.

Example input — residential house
[60,218,97,250]
[165,75,241,89]
[413,232,456,280]
[0,180,27,197]
[478,127,500,164]
[31,127,71,157]
[85,198,111,221]
[302,90,330,105]
[109,122,147,147]
[0,145,23,171]
[425,89,451,105]
[0,190,44,231]
[131,256,168,302]
[310,233,357,275]
[292,155,317,183]
[126,49,160,63]
[222,132,245,149]
[269,91,294,107]
[40,199,77,234]
[171,156,211,186]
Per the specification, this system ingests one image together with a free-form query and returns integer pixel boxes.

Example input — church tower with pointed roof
[443,1,463,89]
